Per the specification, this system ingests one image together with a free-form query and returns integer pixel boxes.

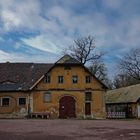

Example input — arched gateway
[59,96,76,118]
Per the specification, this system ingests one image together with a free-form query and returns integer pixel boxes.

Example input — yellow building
[0,55,107,119]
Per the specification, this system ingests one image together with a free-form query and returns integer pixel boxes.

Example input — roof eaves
[29,75,45,90]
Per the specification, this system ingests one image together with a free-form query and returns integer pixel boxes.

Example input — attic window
[58,76,64,83]
[64,66,71,70]
[45,75,51,83]
[86,76,91,83]
[72,75,78,84]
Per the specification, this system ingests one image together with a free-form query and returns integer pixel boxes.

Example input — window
[1,97,10,106]
[18,98,26,105]
[58,76,64,83]
[85,92,92,101]
[72,75,78,83]
[64,66,71,70]
[86,76,91,83]
[44,92,51,102]
[45,75,51,83]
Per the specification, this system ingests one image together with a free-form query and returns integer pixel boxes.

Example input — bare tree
[62,35,110,86]
[119,48,140,80]
[89,59,112,89]
[113,73,140,88]
[89,59,107,81]
[69,36,103,65]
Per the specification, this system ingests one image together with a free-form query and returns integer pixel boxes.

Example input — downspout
[27,91,32,118]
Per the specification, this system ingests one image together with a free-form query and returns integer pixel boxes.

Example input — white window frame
[45,74,51,83]
[18,97,26,106]
[44,92,51,102]
[1,97,11,107]
[58,76,64,84]
[72,75,78,84]
[86,75,91,83]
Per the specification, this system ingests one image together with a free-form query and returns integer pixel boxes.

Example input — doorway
[59,96,76,118]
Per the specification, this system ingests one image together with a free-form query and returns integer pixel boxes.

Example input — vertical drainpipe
[27,91,31,118]
[104,88,107,118]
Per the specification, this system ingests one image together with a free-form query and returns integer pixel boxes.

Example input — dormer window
[0,80,16,84]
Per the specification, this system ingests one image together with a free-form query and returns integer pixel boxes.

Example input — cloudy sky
[0,0,140,78]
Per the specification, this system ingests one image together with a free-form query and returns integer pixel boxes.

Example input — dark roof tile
[0,63,53,91]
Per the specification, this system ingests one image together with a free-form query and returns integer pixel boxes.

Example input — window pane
[19,98,26,105]
[45,75,51,83]
[64,66,71,70]
[2,98,10,106]
[85,92,92,101]
[72,75,78,83]
[86,76,91,83]
[58,76,64,83]
[44,92,51,102]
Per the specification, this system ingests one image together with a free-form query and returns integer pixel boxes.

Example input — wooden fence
[107,112,126,119]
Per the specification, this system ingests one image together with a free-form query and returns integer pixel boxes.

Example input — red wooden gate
[59,96,76,119]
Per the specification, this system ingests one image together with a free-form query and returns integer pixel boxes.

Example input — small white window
[45,75,51,83]
[44,92,51,102]
[86,76,91,83]
[72,75,78,83]
[18,98,26,105]
[58,76,64,83]
[1,97,10,106]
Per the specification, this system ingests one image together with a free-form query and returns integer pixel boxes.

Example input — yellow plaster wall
[36,65,103,90]
[32,91,85,118]
[32,65,106,119]
[0,92,29,117]
[32,90,105,118]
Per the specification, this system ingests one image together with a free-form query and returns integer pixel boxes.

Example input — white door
[137,104,140,118]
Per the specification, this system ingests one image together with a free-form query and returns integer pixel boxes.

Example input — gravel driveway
[0,119,140,140]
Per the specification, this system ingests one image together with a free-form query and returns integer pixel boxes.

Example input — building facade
[106,84,140,119]
[0,55,107,119]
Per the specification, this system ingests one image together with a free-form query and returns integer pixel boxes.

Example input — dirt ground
[0,119,140,140]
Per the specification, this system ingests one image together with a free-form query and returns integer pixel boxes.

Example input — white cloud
[0,50,23,62]
[14,42,21,49]
[0,37,4,42]
[1,10,21,31]
[0,0,140,68]
[0,50,10,61]
[103,0,123,9]
[0,49,57,63]
[21,35,60,54]
[0,0,43,31]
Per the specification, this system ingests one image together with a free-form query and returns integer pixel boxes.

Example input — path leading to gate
[0,119,140,140]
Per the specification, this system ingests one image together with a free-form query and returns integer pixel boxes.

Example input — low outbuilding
[106,84,140,119]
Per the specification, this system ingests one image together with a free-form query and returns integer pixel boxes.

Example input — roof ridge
[108,83,140,92]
